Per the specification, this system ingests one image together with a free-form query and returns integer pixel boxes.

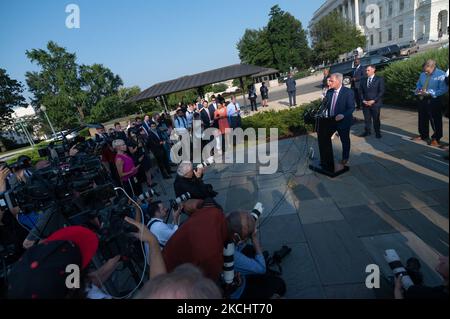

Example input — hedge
[379,47,449,114]
[242,99,321,138]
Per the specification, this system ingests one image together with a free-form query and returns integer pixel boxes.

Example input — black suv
[329,55,392,86]
[367,44,401,59]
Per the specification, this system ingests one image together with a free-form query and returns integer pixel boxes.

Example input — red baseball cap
[45,226,99,269]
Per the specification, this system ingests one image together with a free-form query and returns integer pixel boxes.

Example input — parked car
[366,44,401,59]
[400,41,420,56]
[329,55,392,86]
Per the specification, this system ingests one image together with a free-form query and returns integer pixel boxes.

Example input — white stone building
[309,0,449,51]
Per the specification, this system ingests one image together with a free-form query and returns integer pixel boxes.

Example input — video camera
[1,152,110,215]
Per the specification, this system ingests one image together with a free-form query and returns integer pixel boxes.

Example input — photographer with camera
[94,125,116,173]
[394,255,448,299]
[145,201,181,248]
[7,225,123,299]
[0,165,28,272]
[174,161,217,200]
[162,198,256,287]
[230,203,286,299]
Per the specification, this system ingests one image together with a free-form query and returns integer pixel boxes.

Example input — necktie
[423,74,431,91]
[330,90,338,116]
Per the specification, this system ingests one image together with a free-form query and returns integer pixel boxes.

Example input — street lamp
[40,105,57,138]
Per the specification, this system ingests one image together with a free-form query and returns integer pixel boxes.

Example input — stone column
[348,0,353,22]
[354,0,360,26]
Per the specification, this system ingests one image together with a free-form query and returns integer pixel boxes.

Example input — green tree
[310,11,366,65]
[237,28,274,68]
[25,41,123,129]
[0,68,27,129]
[26,41,82,129]
[237,5,310,72]
[212,83,228,93]
[79,63,123,112]
[267,5,310,71]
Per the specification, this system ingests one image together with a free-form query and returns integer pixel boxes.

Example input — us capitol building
[309,0,449,51]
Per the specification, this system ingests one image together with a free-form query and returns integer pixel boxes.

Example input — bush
[242,99,321,138]
[379,47,449,113]
[212,83,228,93]
[294,69,315,80]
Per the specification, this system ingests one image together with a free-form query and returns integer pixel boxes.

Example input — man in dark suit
[142,115,152,136]
[208,97,218,129]
[286,73,297,107]
[325,73,356,165]
[200,100,213,129]
[147,121,173,179]
[359,65,385,138]
[351,58,365,110]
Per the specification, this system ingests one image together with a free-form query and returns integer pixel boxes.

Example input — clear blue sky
[0,0,320,101]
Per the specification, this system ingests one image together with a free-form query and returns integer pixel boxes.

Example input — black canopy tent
[128,63,268,112]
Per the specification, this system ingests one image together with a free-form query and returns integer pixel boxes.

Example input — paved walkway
[154,103,448,299]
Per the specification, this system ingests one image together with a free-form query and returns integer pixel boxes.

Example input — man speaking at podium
[324,73,355,165]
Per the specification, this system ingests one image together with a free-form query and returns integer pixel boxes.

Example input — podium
[309,115,349,178]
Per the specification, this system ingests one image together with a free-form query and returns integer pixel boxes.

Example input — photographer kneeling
[174,161,217,200]
[394,255,448,299]
[230,204,286,299]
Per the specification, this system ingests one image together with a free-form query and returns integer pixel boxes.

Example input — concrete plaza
[155,101,449,299]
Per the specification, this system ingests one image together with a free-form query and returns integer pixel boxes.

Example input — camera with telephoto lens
[138,188,160,201]
[251,202,263,221]
[170,192,191,210]
[196,156,215,170]
[384,249,418,290]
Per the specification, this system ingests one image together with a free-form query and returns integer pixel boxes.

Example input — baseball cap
[8,226,98,299]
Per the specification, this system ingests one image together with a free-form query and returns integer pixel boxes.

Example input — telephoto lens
[222,242,235,284]
[171,192,191,210]
[384,249,415,290]
[197,156,215,170]
[138,188,161,201]
[251,202,263,221]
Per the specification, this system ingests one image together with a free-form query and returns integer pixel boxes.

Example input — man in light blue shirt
[227,96,241,129]
[414,59,448,146]
[185,104,195,130]
[174,108,188,135]
[230,229,286,299]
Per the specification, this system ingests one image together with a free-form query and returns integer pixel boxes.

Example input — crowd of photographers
[0,98,291,300]
[1,96,448,300]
